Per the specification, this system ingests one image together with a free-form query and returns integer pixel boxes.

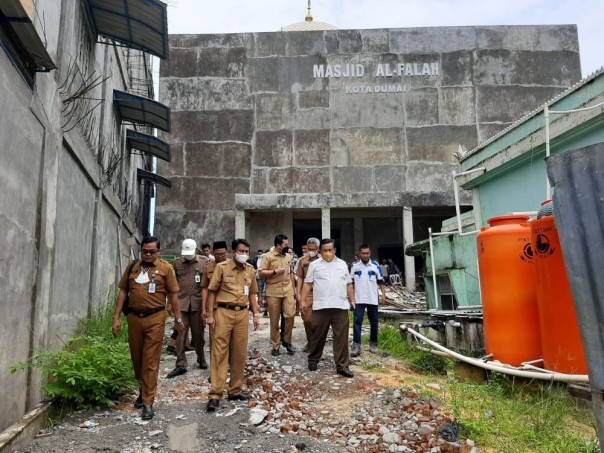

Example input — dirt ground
[11,315,473,453]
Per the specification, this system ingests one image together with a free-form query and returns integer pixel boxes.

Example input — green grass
[362,324,599,452]
[12,294,137,408]
[361,363,391,374]
[448,377,599,452]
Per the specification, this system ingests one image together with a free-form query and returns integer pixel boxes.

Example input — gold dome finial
[305,0,313,21]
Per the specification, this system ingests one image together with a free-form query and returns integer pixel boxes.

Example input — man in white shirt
[349,244,386,357]
[299,238,355,378]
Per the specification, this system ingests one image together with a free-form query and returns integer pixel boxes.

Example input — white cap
[181,239,197,256]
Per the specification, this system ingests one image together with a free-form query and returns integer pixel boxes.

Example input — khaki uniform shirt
[208,260,259,306]
[296,255,319,300]
[118,258,179,312]
[173,255,208,312]
[259,250,294,297]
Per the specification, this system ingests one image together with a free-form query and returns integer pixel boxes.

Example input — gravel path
[13,315,477,452]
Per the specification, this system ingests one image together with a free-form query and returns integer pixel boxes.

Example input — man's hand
[167,303,174,317]
[112,318,121,337]
[276,266,288,275]
[174,320,185,334]
[252,316,259,331]
[201,311,207,327]
[206,314,216,329]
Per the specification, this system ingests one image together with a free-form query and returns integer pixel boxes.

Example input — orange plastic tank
[532,203,587,374]
[477,215,542,366]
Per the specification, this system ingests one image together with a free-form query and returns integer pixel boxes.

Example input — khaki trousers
[209,307,249,400]
[175,310,205,368]
[308,308,350,372]
[267,295,295,349]
[127,310,165,405]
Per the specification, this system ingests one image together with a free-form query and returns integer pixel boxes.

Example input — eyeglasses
[141,249,159,255]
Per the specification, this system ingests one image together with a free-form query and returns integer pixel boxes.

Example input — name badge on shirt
[148,283,156,294]
[195,275,201,283]
[244,285,249,296]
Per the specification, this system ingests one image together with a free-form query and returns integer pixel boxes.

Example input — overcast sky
[165,0,603,78]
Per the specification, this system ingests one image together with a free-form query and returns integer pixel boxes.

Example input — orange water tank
[477,215,542,366]
[531,204,587,374]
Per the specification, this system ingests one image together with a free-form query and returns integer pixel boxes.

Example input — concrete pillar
[235,210,246,239]
[353,216,363,250]
[403,206,416,291]
[321,208,331,239]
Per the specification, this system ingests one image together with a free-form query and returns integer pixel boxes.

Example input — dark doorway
[378,246,405,274]
[293,219,321,255]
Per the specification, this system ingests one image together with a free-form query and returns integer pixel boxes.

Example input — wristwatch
[273,269,277,275]
[253,313,259,318]
[176,318,183,324]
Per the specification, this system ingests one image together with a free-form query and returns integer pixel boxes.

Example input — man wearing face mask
[167,239,210,378]
[299,238,355,378]
[296,237,321,352]
[259,234,296,356]
[205,238,260,412]
[112,236,185,420]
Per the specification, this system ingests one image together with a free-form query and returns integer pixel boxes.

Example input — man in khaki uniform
[167,238,209,378]
[201,241,230,351]
[296,237,321,352]
[112,236,184,420]
[259,234,295,356]
[206,238,260,412]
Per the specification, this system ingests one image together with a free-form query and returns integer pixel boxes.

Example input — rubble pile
[382,287,427,310]
[243,354,468,452]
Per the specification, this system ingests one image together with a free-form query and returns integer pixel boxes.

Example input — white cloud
[166,0,603,76]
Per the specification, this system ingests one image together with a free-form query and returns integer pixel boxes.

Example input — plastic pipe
[401,325,590,383]
[428,228,438,308]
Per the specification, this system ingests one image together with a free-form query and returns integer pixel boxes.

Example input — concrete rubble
[11,316,479,452]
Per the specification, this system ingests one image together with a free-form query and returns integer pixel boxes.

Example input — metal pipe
[544,105,551,200]
[453,167,486,234]
[428,228,438,308]
[401,325,590,383]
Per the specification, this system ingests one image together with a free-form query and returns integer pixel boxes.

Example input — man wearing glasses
[112,236,185,420]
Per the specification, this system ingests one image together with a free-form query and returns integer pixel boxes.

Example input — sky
[164,0,603,78]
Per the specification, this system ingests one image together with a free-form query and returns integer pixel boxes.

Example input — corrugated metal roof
[85,0,169,60]
[113,90,171,132]
[127,130,171,162]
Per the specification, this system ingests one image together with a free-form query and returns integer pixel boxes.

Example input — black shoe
[227,393,251,401]
[302,343,310,353]
[141,405,154,420]
[198,360,208,369]
[133,391,143,409]
[184,345,194,352]
[271,349,280,357]
[337,369,354,378]
[308,363,318,371]
[166,367,187,378]
[206,399,220,412]
[285,343,295,355]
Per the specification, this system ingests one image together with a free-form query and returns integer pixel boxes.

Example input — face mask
[281,246,289,254]
[235,254,249,264]
[321,251,335,262]
[184,254,196,261]
[308,251,318,258]
[135,270,150,284]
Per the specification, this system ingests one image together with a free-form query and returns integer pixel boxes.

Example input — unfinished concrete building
[157,22,581,288]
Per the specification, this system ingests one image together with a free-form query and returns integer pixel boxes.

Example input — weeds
[11,298,137,408]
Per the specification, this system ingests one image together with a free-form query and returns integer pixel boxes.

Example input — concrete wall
[0,1,152,432]
[157,25,580,251]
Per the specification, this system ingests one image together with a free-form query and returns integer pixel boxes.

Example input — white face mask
[308,250,318,258]
[235,254,249,264]
[184,254,196,261]
[135,270,150,284]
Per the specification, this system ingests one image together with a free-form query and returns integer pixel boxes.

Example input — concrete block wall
[0,1,151,432]
[157,25,580,250]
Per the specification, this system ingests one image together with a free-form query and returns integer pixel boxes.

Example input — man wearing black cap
[205,238,260,412]
[201,241,230,353]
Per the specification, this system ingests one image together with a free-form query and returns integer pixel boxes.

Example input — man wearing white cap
[167,238,210,378]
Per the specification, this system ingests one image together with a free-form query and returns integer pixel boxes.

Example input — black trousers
[308,308,350,372]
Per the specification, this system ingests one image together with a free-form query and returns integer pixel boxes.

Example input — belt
[217,303,248,311]
[130,307,165,318]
